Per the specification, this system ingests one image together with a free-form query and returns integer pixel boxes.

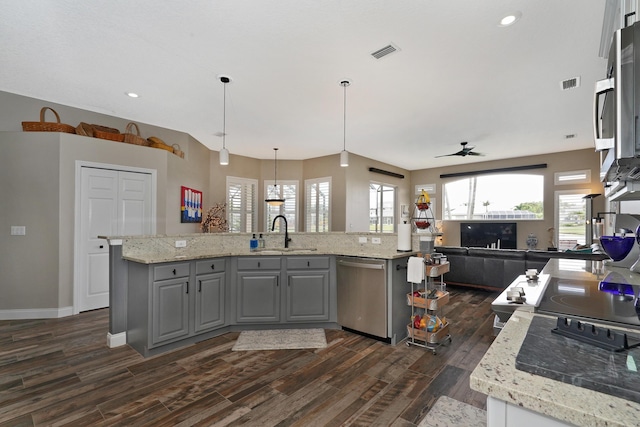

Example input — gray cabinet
[127,258,228,356]
[195,259,226,333]
[236,257,281,323]
[286,256,330,322]
[235,255,334,324]
[151,262,191,346]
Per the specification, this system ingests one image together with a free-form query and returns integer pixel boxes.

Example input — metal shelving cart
[406,260,452,354]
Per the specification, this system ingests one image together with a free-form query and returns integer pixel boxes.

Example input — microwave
[595,20,640,183]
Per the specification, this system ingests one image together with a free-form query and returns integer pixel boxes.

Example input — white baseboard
[107,332,127,348]
[0,306,74,320]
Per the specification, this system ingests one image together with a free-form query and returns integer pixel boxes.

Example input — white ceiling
[0,0,608,170]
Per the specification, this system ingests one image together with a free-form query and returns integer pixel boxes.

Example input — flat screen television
[460,222,517,249]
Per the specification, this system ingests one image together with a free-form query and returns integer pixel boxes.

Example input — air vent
[371,44,399,59]
[560,77,581,91]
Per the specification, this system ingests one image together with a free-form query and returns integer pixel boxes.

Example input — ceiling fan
[435,142,485,158]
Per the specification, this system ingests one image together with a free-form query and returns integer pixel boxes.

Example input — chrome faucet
[271,215,291,248]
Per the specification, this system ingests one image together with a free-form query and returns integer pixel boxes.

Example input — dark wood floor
[0,286,498,426]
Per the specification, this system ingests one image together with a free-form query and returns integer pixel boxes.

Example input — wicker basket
[123,122,148,146]
[172,144,184,158]
[147,136,173,152]
[92,124,124,142]
[75,122,94,137]
[22,107,76,134]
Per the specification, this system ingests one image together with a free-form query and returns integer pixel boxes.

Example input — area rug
[417,396,486,427]
[232,328,327,351]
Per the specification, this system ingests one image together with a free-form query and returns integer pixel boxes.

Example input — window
[443,174,543,220]
[369,183,396,232]
[555,189,589,250]
[265,180,297,232]
[227,177,257,232]
[305,177,331,232]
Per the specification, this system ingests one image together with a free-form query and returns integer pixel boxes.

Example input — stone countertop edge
[122,250,418,264]
[470,310,640,427]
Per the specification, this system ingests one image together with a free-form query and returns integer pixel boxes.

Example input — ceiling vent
[560,77,581,91]
[371,44,399,59]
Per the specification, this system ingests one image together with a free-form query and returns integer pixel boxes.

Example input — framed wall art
[181,186,202,223]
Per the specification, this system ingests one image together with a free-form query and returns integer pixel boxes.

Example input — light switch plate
[372,237,381,244]
[175,240,187,248]
[359,237,367,243]
[11,226,26,236]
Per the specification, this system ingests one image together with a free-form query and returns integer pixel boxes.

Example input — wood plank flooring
[0,286,499,426]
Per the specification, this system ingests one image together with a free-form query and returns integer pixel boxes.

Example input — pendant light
[340,80,350,167]
[219,75,231,166]
[265,148,285,206]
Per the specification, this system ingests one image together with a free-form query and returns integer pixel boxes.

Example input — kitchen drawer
[196,258,226,275]
[154,262,190,281]
[287,256,330,270]
[237,257,281,270]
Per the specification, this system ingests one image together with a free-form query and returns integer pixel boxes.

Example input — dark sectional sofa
[435,246,608,291]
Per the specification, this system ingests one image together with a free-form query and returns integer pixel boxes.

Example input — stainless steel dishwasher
[336,257,387,339]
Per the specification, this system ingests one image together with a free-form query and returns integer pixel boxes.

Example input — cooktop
[537,275,640,330]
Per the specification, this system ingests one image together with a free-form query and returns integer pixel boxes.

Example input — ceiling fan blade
[435,142,485,158]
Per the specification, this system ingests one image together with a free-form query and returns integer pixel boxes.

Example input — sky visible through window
[444,174,543,220]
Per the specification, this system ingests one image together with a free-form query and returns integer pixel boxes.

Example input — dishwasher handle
[337,259,385,270]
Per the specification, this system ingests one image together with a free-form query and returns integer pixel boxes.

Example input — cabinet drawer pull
[276,277,279,287]
[185,281,189,294]
[307,261,310,267]
[198,280,202,292]
[173,269,177,275]
[211,264,215,270]
[99,245,104,249]
[258,261,261,268]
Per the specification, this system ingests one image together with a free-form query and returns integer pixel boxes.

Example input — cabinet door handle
[211,264,215,270]
[276,277,279,287]
[185,281,189,294]
[198,280,202,292]
[258,261,261,268]
[307,261,310,267]
[173,269,177,275]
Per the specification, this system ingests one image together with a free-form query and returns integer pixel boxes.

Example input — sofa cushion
[436,246,468,256]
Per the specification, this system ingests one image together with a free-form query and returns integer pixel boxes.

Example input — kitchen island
[104,232,419,356]
[470,259,640,427]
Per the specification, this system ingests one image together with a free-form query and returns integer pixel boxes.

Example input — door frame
[73,160,157,315]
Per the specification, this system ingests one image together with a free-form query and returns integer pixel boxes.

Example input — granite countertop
[101,233,420,264]
[470,310,640,426]
[122,249,417,264]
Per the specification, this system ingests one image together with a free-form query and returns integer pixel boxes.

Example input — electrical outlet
[175,240,187,248]
[359,237,367,244]
[372,237,381,244]
[11,226,26,236]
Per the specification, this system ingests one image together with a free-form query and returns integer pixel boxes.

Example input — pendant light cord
[274,148,277,186]
[222,81,227,150]
[343,82,347,151]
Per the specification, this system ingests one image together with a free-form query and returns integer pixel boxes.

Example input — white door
[79,167,152,312]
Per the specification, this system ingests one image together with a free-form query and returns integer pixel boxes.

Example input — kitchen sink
[253,247,318,254]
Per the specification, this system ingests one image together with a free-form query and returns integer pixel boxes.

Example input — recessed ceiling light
[125,92,139,98]
[499,11,522,27]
